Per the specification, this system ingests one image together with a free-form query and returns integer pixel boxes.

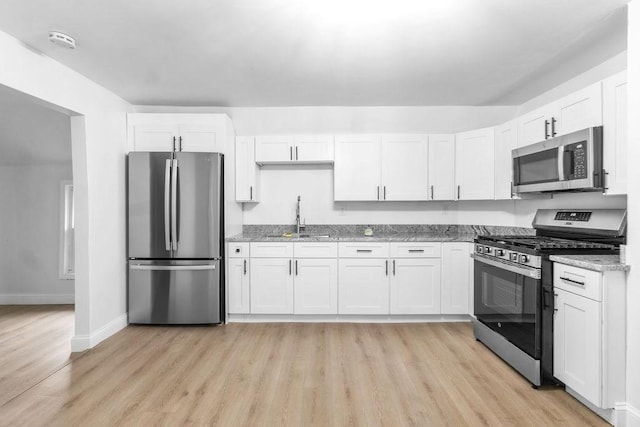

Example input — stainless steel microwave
[512,126,603,194]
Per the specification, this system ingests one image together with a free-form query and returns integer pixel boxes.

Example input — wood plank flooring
[0,305,75,406]
[0,315,606,426]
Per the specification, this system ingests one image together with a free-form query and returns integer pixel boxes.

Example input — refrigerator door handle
[130,264,216,271]
[164,159,172,251]
[171,158,179,251]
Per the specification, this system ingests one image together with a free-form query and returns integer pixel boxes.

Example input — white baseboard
[227,314,472,323]
[0,294,74,304]
[70,313,127,353]
[616,403,640,427]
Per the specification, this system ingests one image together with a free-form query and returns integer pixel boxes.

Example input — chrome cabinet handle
[544,119,550,139]
[385,260,388,276]
[408,249,424,253]
[243,259,247,275]
[430,185,434,200]
[178,136,183,151]
[551,117,557,137]
[377,186,380,200]
[356,249,373,253]
[559,277,585,286]
[392,259,396,275]
[295,260,298,276]
[250,186,253,201]
[290,146,293,160]
[554,292,558,313]
[172,136,176,152]
[457,185,461,200]
[383,186,387,200]
[289,259,292,275]
[295,146,299,160]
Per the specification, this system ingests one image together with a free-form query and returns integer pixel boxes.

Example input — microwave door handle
[557,147,565,181]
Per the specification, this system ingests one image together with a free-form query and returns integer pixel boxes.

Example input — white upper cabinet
[427,134,456,200]
[254,134,334,164]
[494,121,517,200]
[334,135,382,201]
[235,136,259,203]
[517,83,602,147]
[381,135,429,201]
[455,127,495,200]
[127,113,226,152]
[602,71,627,195]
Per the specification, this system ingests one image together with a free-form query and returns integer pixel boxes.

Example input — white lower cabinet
[390,258,441,314]
[441,242,472,314]
[553,288,601,404]
[338,258,389,314]
[250,258,294,314]
[552,263,626,410]
[227,258,250,314]
[294,259,338,314]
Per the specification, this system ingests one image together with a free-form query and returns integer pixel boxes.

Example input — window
[59,181,74,279]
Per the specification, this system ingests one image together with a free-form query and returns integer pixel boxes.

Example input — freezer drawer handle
[130,264,216,271]
[559,276,585,287]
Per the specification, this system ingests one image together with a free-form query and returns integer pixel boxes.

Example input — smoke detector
[48,31,76,49]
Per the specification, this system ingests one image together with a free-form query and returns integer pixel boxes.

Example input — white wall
[0,165,73,303]
[625,1,640,424]
[0,29,131,351]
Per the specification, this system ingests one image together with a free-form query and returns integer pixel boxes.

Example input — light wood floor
[0,316,606,426]
[0,305,75,407]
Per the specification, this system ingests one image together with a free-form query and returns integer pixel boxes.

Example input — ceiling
[0,0,629,107]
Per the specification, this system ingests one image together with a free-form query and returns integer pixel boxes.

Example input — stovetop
[476,234,617,252]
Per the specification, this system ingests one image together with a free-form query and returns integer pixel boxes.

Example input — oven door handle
[471,254,541,279]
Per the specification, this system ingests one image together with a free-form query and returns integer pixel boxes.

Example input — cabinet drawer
[228,242,249,258]
[294,242,338,258]
[250,242,293,258]
[553,263,602,301]
[390,242,441,258]
[338,242,390,258]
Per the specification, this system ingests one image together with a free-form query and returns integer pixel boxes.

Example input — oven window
[474,260,540,358]
[515,148,559,185]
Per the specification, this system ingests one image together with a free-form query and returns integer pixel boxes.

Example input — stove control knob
[476,245,484,254]
[510,253,518,262]
[485,246,493,255]
[519,254,529,263]
[496,249,505,256]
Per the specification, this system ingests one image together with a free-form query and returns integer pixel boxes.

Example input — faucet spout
[296,195,305,234]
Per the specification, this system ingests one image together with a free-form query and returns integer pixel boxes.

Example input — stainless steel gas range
[472,209,626,387]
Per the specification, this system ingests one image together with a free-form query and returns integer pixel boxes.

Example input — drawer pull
[559,277,585,286]
[356,249,373,253]
[408,249,425,253]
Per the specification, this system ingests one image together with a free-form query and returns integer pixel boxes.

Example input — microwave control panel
[565,142,587,179]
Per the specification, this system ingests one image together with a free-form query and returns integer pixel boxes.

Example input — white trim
[70,314,127,353]
[227,314,472,323]
[615,403,640,427]
[58,180,74,280]
[0,294,74,304]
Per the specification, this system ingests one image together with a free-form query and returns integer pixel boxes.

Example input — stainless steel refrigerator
[127,152,224,324]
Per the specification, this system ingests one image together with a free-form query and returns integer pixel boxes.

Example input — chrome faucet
[296,195,306,234]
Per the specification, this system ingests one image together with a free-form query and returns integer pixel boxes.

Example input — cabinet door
[235,136,259,202]
[228,258,250,314]
[338,258,389,314]
[455,128,495,200]
[381,135,429,201]
[602,72,627,195]
[554,289,602,406]
[255,135,294,163]
[441,243,471,314]
[390,258,441,314]
[517,107,549,146]
[178,123,219,152]
[294,135,334,162]
[334,135,381,201]
[427,134,456,200]
[294,259,338,314]
[494,121,517,200]
[250,258,294,314]
[555,82,602,136]
[131,123,178,152]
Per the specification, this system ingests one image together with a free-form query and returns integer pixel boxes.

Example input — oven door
[473,255,541,359]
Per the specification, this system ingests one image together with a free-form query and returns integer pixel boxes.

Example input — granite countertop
[227,224,535,244]
[549,254,630,272]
